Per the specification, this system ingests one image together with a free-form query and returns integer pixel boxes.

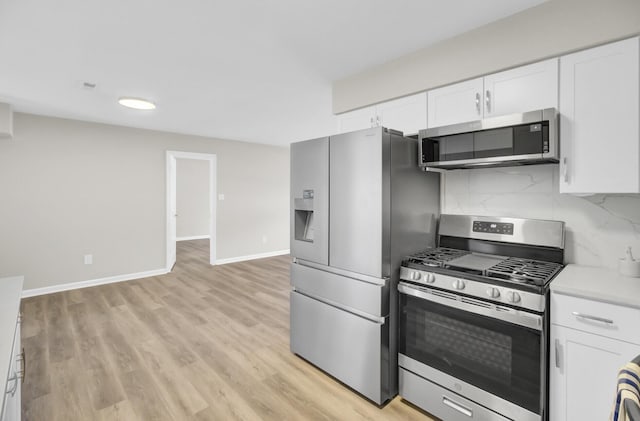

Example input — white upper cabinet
[337,92,427,136]
[559,37,639,194]
[376,93,427,136]
[483,58,558,117]
[427,78,483,128]
[336,105,376,134]
[427,59,558,128]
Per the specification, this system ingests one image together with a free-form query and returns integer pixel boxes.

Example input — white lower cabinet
[550,293,640,421]
[2,316,22,421]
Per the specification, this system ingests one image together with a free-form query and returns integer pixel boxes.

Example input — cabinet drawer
[551,292,640,344]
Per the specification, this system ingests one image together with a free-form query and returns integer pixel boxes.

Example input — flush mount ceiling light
[118,97,156,110]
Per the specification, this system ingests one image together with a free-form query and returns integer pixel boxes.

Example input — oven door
[398,282,545,420]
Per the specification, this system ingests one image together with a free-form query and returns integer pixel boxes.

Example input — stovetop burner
[403,247,563,288]
[404,247,470,268]
[486,257,563,285]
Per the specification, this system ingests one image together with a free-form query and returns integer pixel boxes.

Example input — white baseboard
[176,235,210,241]
[21,268,169,298]
[215,249,290,265]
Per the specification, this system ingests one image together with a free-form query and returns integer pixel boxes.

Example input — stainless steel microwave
[419,108,558,169]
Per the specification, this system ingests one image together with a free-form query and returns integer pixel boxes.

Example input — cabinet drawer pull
[443,396,473,417]
[475,93,481,114]
[572,311,614,325]
[555,339,562,369]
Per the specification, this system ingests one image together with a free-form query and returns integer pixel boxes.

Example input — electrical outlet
[84,254,93,265]
[262,235,268,244]
[218,194,225,201]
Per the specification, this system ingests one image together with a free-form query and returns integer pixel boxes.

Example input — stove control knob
[411,271,422,281]
[452,280,466,290]
[506,291,522,304]
[486,287,500,299]
[425,273,436,284]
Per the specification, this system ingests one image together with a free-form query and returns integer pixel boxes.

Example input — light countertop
[551,264,640,309]
[0,276,23,413]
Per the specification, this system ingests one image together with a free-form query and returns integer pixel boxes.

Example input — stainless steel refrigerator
[290,126,440,405]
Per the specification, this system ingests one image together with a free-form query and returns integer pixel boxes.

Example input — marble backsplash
[442,164,640,269]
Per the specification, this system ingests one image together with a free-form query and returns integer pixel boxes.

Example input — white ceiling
[0,0,546,146]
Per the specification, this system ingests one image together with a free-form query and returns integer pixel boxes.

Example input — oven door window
[399,293,541,414]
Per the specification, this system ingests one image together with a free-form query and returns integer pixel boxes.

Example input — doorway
[166,151,217,271]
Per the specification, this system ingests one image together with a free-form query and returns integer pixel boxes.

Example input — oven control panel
[399,266,545,313]
[473,221,514,235]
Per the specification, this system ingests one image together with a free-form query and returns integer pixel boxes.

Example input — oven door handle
[398,282,543,331]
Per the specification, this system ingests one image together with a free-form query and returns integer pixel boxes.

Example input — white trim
[215,249,290,265]
[21,268,169,298]
[166,151,217,271]
[176,235,210,241]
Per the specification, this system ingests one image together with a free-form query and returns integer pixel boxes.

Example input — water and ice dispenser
[294,189,315,242]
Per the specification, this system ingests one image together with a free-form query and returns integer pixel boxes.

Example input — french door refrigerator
[290,126,440,404]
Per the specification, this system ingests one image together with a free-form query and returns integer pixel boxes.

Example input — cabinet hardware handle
[442,396,473,417]
[485,90,491,113]
[572,311,614,325]
[563,157,568,182]
[370,117,374,127]
[17,348,26,380]
[555,339,561,369]
[376,115,380,127]
[475,93,481,114]
[6,373,17,396]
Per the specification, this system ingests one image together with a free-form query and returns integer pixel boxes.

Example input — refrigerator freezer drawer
[290,263,388,317]
[290,291,390,405]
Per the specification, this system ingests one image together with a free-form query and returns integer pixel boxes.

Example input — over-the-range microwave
[419,108,558,170]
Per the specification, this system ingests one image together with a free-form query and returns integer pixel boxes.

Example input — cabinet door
[336,106,376,134]
[427,78,483,128]
[376,92,427,136]
[483,58,558,118]
[559,37,639,194]
[550,324,640,421]
[2,319,21,421]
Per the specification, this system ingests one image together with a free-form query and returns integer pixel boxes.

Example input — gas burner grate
[405,248,470,268]
[486,257,563,285]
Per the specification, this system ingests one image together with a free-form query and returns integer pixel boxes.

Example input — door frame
[166,150,217,270]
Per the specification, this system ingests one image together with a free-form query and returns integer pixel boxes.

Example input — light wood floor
[21,240,435,420]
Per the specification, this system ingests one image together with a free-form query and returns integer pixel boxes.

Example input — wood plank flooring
[21,240,435,420]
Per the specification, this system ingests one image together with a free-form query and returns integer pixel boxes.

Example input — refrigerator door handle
[296,259,389,286]
[294,290,386,325]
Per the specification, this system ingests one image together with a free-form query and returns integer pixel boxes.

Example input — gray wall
[176,158,210,239]
[333,0,640,113]
[0,113,290,290]
[443,166,640,269]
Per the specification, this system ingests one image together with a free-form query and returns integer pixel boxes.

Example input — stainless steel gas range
[398,214,565,421]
